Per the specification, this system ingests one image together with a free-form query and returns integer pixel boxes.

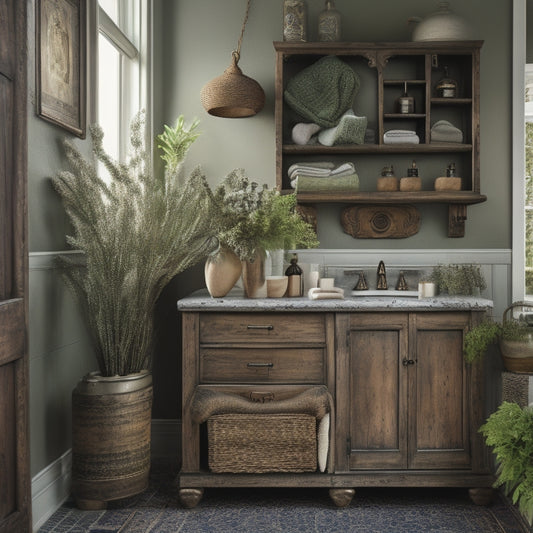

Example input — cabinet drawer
[199,313,326,344]
[199,347,325,384]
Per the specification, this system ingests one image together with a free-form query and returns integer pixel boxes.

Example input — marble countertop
[177,289,493,312]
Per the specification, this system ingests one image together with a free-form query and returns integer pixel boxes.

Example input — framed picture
[37,0,86,138]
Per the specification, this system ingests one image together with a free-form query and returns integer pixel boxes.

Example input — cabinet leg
[179,488,204,508]
[468,487,494,506]
[329,488,355,508]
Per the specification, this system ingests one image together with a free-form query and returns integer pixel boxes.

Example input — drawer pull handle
[247,362,274,368]
[246,324,274,330]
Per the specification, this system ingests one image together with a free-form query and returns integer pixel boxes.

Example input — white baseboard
[31,450,72,532]
[31,419,181,531]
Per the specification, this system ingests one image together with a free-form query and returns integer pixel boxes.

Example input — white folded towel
[383,129,420,144]
[308,287,345,300]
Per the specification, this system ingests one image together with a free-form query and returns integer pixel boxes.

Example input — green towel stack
[295,174,359,194]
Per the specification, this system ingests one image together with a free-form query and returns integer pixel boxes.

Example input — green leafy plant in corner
[480,402,533,525]
[52,111,216,376]
[211,169,319,262]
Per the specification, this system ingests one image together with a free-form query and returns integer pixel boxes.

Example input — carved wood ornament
[341,205,420,239]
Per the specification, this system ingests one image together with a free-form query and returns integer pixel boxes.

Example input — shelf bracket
[448,204,467,238]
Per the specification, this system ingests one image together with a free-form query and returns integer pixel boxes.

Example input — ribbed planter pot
[71,370,153,509]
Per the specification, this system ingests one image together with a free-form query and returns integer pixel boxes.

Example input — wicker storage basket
[207,413,317,473]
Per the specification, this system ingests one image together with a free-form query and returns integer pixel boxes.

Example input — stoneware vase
[242,249,267,298]
[71,370,153,509]
[204,246,242,298]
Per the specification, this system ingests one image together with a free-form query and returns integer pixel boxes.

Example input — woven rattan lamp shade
[201,54,265,118]
[200,0,265,118]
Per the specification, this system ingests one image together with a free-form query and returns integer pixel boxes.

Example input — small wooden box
[207,413,317,473]
[377,176,398,191]
[400,177,422,191]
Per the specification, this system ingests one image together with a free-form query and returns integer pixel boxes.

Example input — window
[512,0,527,300]
[525,67,533,296]
[95,1,151,166]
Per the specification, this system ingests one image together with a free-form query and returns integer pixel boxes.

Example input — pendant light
[200,0,265,118]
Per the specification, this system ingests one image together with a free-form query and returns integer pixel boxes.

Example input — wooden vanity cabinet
[335,312,484,477]
[179,308,493,508]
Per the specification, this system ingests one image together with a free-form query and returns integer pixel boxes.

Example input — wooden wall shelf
[274,40,485,238]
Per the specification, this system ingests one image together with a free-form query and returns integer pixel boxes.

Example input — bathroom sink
[350,290,419,297]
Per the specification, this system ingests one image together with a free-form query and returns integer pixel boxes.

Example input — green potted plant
[53,112,216,508]
[430,263,487,296]
[479,402,533,525]
[205,169,319,297]
[463,302,533,371]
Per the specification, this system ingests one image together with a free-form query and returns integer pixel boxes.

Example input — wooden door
[346,313,409,470]
[0,0,30,531]
[408,313,472,470]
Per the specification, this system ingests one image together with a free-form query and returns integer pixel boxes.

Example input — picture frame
[36,0,86,138]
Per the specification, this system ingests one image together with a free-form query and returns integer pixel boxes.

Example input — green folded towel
[296,173,360,193]
[284,56,359,128]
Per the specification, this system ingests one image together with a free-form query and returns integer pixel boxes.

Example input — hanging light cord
[232,0,252,65]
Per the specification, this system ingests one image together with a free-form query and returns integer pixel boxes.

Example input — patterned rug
[38,462,529,533]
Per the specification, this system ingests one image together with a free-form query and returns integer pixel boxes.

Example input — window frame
[88,1,153,162]
[513,0,527,301]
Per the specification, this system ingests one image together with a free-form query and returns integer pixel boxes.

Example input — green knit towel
[318,114,367,146]
[284,56,360,128]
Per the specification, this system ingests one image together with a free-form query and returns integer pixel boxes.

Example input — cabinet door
[408,313,472,469]
[346,313,409,470]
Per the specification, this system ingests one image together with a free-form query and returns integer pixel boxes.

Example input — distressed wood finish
[179,308,493,507]
[347,313,409,469]
[0,0,30,530]
[199,312,326,344]
[273,41,484,237]
[341,205,420,239]
[200,346,325,384]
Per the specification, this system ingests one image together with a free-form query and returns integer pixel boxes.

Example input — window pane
[98,33,120,176]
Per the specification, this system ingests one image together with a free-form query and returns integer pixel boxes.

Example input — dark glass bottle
[285,254,303,297]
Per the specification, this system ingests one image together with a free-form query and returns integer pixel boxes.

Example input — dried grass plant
[52,112,215,376]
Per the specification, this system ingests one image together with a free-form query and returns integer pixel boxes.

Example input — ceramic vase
[242,249,267,298]
[204,247,242,298]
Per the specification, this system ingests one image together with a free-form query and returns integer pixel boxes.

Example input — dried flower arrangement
[52,112,216,376]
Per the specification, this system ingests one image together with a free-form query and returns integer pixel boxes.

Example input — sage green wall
[27,0,95,476]
[154,0,511,249]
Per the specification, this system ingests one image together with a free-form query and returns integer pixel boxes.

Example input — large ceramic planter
[71,370,153,509]
[204,246,242,298]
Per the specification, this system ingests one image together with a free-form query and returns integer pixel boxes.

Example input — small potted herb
[463,302,533,371]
